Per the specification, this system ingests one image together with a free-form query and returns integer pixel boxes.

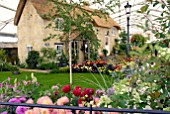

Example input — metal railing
[1,102,170,114]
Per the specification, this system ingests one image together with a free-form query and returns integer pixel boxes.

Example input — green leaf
[161,4,165,9]
[153,1,159,7]
[140,5,149,13]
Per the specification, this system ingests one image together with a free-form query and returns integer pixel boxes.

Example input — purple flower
[96,89,105,96]
[16,106,28,114]
[126,74,132,79]
[8,98,21,103]
[107,86,114,96]
[1,111,8,114]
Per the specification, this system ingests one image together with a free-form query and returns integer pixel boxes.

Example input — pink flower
[62,85,71,93]
[16,106,28,114]
[40,108,50,114]
[32,108,41,114]
[8,77,10,81]
[1,111,8,114]
[23,80,28,85]
[57,96,69,106]
[26,98,34,104]
[37,96,53,105]
[36,82,40,86]
[8,98,21,103]
[25,109,33,114]
[19,97,26,102]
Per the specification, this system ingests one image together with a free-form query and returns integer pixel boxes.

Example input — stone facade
[15,0,120,63]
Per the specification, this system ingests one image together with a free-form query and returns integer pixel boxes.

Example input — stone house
[14,0,121,64]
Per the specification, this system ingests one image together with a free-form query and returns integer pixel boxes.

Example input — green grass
[0,72,113,90]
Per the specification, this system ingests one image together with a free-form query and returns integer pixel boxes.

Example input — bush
[26,51,40,69]
[1,63,19,72]
[17,63,27,68]
[50,66,69,73]
[38,62,57,70]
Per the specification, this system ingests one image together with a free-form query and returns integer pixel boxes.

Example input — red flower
[78,97,83,104]
[54,90,59,95]
[84,88,94,96]
[62,84,71,93]
[73,86,82,96]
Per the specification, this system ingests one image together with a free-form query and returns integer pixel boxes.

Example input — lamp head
[124,2,132,17]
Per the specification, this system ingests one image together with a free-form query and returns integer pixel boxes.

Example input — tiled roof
[14,0,121,30]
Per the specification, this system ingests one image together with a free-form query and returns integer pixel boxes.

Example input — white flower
[99,95,112,105]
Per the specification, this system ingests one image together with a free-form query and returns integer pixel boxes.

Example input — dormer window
[55,18,63,31]
[112,27,117,35]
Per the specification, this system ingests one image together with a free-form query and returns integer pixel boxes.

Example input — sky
[0,0,164,40]
[0,0,147,35]
[0,0,19,33]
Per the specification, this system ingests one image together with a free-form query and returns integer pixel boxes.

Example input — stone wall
[17,0,62,63]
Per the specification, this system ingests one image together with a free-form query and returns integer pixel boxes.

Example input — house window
[55,18,63,30]
[44,43,50,47]
[72,41,78,56]
[55,43,63,55]
[105,36,109,45]
[106,30,109,36]
[112,27,117,35]
[27,45,32,52]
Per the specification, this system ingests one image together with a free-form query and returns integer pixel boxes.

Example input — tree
[45,0,119,84]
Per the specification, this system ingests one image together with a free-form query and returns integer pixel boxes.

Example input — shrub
[0,63,18,72]
[26,51,40,69]
[38,62,57,70]
[50,66,69,73]
[130,34,147,47]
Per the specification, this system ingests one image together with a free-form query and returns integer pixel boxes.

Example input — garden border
[0,102,170,114]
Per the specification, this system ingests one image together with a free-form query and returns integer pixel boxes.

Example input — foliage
[57,51,68,67]
[0,49,6,61]
[113,30,127,54]
[139,0,170,39]
[0,49,6,71]
[38,62,57,70]
[130,34,148,47]
[1,62,19,72]
[26,50,40,69]
[40,47,57,63]
[50,66,69,73]
[0,74,40,112]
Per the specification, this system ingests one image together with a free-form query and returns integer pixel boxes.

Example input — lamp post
[124,2,131,58]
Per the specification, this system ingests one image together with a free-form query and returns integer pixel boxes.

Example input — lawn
[0,72,113,91]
